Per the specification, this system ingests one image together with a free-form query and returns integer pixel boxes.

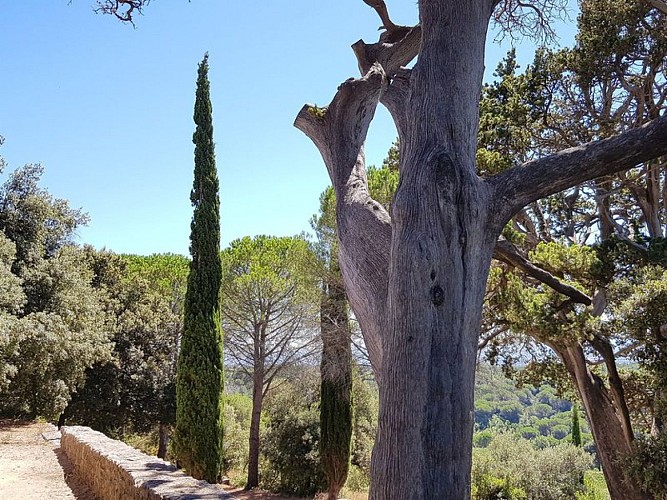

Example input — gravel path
[0,420,97,500]
[0,420,307,500]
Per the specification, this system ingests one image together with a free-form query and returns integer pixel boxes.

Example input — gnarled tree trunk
[296,1,667,498]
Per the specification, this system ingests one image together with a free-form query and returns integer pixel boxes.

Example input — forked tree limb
[351,26,421,76]
[350,22,419,147]
[295,65,391,376]
[295,6,420,376]
[491,113,667,221]
[294,65,385,190]
[380,68,411,146]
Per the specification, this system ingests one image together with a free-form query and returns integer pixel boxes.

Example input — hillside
[474,363,592,448]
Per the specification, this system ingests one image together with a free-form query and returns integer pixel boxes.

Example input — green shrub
[474,429,495,448]
[532,435,558,449]
[575,470,610,500]
[259,370,326,496]
[550,424,569,440]
[123,428,159,456]
[344,463,370,492]
[350,371,378,476]
[472,431,593,500]
[518,426,538,440]
[625,433,667,500]
[473,473,527,499]
[222,393,252,474]
[261,404,326,496]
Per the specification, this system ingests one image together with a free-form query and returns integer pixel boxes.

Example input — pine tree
[174,53,224,483]
[571,405,582,447]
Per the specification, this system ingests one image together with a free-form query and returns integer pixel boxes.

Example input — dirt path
[0,420,96,500]
[0,420,306,500]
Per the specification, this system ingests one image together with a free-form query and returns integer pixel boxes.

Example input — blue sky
[0,1,577,256]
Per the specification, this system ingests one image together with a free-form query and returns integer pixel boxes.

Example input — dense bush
[625,433,667,500]
[257,367,378,496]
[474,429,495,448]
[260,376,326,496]
[473,474,527,500]
[66,252,187,437]
[472,431,593,500]
[223,393,252,475]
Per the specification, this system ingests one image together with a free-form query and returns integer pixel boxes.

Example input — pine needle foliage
[174,53,224,483]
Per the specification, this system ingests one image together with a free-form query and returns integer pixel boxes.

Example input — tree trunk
[371,181,497,499]
[557,343,647,500]
[320,263,353,500]
[370,3,498,499]
[652,387,666,436]
[157,423,170,460]
[246,363,264,489]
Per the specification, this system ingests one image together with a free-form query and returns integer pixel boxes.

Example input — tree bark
[157,423,170,460]
[295,68,390,380]
[369,3,500,498]
[556,343,647,500]
[589,335,635,446]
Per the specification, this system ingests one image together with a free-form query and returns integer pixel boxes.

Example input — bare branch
[361,0,398,31]
[491,113,667,220]
[295,65,391,377]
[94,0,149,24]
[492,0,571,42]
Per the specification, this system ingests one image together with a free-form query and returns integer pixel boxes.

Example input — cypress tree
[320,258,353,500]
[571,405,582,447]
[174,53,224,483]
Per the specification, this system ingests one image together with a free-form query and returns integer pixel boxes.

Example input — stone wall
[60,426,230,499]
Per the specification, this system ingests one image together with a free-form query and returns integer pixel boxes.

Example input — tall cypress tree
[174,53,224,483]
[319,259,353,500]
[571,405,582,447]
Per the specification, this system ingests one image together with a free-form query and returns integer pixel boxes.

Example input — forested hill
[227,362,590,449]
[473,363,591,447]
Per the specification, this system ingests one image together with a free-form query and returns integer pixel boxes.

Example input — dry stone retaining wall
[61,426,230,499]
